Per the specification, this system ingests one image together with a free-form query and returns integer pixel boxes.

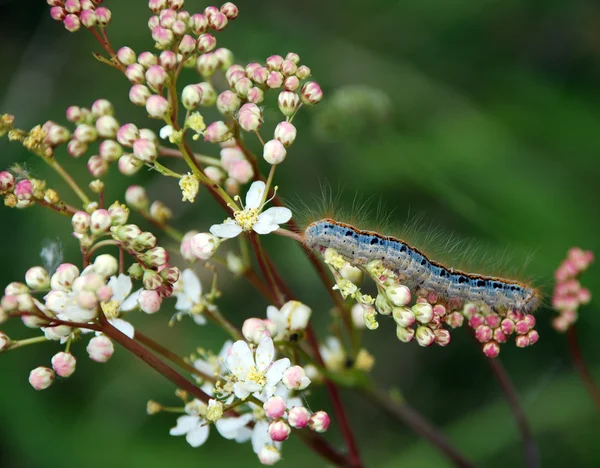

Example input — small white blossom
[266,300,312,339]
[210,181,291,238]
[173,269,207,325]
[102,274,142,338]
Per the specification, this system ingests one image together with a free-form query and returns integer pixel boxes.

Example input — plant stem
[6,335,49,351]
[567,325,600,412]
[159,146,221,166]
[46,159,91,206]
[87,239,120,256]
[487,358,538,468]
[360,386,474,468]
[248,232,284,307]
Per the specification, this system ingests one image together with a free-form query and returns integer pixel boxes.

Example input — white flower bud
[282,365,311,390]
[263,139,287,165]
[280,300,312,331]
[29,366,55,390]
[181,84,203,109]
[93,254,118,277]
[385,284,411,306]
[87,335,114,362]
[90,209,112,234]
[25,266,50,290]
[51,351,77,377]
[190,233,219,260]
[242,318,269,344]
[273,121,297,147]
[50,263,80,291]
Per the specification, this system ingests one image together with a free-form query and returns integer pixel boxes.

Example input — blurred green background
[1,0,600,466]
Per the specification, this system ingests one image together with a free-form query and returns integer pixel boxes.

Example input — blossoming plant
[0,1,596,467]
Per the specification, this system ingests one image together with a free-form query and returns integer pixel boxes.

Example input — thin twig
[567,326,600,412]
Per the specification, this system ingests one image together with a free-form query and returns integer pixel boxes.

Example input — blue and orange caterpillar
[305,218,541,314]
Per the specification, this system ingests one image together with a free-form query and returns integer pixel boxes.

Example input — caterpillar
[305,218,541,314]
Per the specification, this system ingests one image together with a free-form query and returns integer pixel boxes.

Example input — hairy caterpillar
[305,218,541,314]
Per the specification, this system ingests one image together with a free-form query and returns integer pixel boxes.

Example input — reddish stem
[567,326,600,412]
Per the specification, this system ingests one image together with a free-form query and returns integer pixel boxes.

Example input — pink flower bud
[288,406,310,429]
[266,71,284,89]
[14,180,33,201]
[181,84,203,110]
[99,139,123,162]
[79,9,97,28]
[396,325,415,342]
[266,55,283,71]
[143,270,163,290]
[301,81,323,105]
[190,13,208,34]
[412,302,433,323]
[138,51,158,69]
[117,46,137,65]
[483,340,500,358]
[118,154,144,175]
[445,311,463,328]
[238,103,262,132]
[87,155,108,177]
[139,289,162,314]
[258,446,281,466]
[117,123,140,147]
[0,331,10,351]
[277,90,300,116]
[145,247,169,267]
[268,420,290,442]
[125,185,149,209]
[29,367,55,390]
[180,230,199,263]
[126,63,146,84]
[242,318,269,344]
[281,59,297,77]
[215,90,240,115]
[74,123,98,143]
[171,19,186,35]
[285,52,300,64]
[159,266,180,286]
[197,33,216,53]
[71,211,90,233]
[282,365,311,390]
[244,88,262,105]
[393,307,415,328]
[250,66,269,85]
[263,396,287,419]
[95,115,119,139]
[234,76,252,98]
[133,138,158,163]
[263,139,286,165]
[148,15,160,29]
[149,0,167,13]
[0,171,15,192]
[5,282,28,296]
[63,13,80,32]
[493,328,508,343]
[1,294,18,312]
[145,65,168,90]
[90,209,112,234]
[475,324,493,343]
[50,6,66,21]
[221,2,238,19]
[158,50,177,71]
[226,67,245,87]
[190,232,220,260]
[51,351,77,378]
[527,329,539,345]
[284,75,299,91]
[434,328,451,346]
[204,6,219,18]
[515,334,530,348]
[296,64,311,80]
[87,335,114,362]
[152,26,173,46]
[415,325,435,347]
[95,7,111,26]
[208,11,228,30]
[204,121,232,143]
[145,95,169,119]
[25,266,50,289]
[309,411,330,433]
[514,320,529,335]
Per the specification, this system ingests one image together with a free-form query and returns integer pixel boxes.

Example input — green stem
[45,159,91,206]
[87,239,120,256]
[6,335,49,351]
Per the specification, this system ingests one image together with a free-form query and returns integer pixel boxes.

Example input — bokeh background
[1,0,600,466]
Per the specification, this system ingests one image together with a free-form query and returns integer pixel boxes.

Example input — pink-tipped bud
[25,267,50,290]
[515,334,530,348]
[95,7,111,26]
[179,230,198,263]
[285,52,300,64]
[208,11,228,30]
[181,84,203,110]
[90,209,112,234]
[125,185,149,210]
[266,71,284,89]
[159,50,177,71]
[258,446,281,466]
[483,340,500,358]
[143,270,163,290]
[284,75,300,91]
[190,13,208,34]
[14,180,33,201]
[63,0,80,14]
[415,326,436,347]
[133,138,158,163]
[287,406,310,429]
[178,35,196,55]
[277,90,300,117]
[145,95,169,119]
[78,9,97,28]
[238,103,262,132]
[251,66,269,85]
[385,284,411,307]
[500,318,515,335]
[226,67,245,87]
[216,90,241,115]
[527,329,539,345]
[117,46,137,66]
[396,325,415,343]
[149,0,167,13]
[268,420,290,442]
[266,55,283,71]
[92,99,113,117]
[475,324,493,343]
[63,14,81,32]
[87,335,114,362]
[390,306,413,328]
[74,123,98,143]
[117,123,140,147]
[145,65,168,90]
[197,82,217,106]
[152,26,173,47]
[262,139,286,165]
[493,328,508,343]
[171,19,186,35]
[190,232,220,260]
[145,247,169,267]
[197,33,217,53]
[282,365,311,390]
[296,64,311,80]
[263,396,286,419]
[126,63,146,84]
[245,87,263,105]
[301,81,323,105]
[445,311,464,328]
[281,59,297,77]
[434,328,451,346]
[242,318,269,344]
[514,320,530,335]
[29,367,55,390]
[71,211,90,233]
[221,2,238,19]
[138,51,158,68]
[118,154,144,175]
[204,6,219,18]
[51,352,77,377]
[87,155,108,178]
[170,0,184,11]
[159,8,176,27]
[50,6,66,21]
[139,289,162,314]
[95,115,119,139]
[273,122,297,146]
[234,77,252,98]
[309,411,330,433]
[0,171,15,192]
[99,140,123,162]
[204,121,232,143]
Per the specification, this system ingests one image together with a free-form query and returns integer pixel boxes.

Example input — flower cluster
[324,247,540,357]
[552,247,594,332]
[48,0,112,33]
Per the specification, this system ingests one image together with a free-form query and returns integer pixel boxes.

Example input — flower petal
[258,207,292,225]
[108,274,133,303]
[174,294,193,312]
[255,336,275,373]
[251,420,271,454]
[252,221,279,235]
[265,358,291,388]
[182,268,202,301]
[245,181,265,209]
[185,423,210,447]
[193,358,214,376]
[226,340,255,380]
[170,415,200,436]
[159,125,174,140]
[233,381,252,400]
[110,318,135,339]
[216,414,253,440]
[210,222,243,238]
[192,314,207,326]
[120,288,142,312]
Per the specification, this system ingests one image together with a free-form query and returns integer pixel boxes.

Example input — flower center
[234,208,259,231]
[246,365,266,386]
[101,299,120,319]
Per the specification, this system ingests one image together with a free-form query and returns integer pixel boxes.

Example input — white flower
[173,269,207,325]
[102,274,142,338]
[225,336,290,400]
[159,125,173,140]
[319,336,346,372]
[266,300,312,340]
[210,181,291,238]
